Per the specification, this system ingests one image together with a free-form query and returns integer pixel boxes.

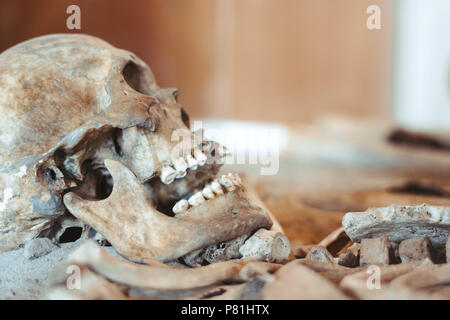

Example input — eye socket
[181,107,190,127]
[122,61,151,95]
[172,90,179,102]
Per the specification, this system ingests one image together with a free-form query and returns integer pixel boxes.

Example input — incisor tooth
[210,180,224,195]
[174,158,188,178]
[188,192,205,207]
[160,166,176,184]
[202,186,215,199]
[172,199,189,215]
[193,149,207,166]
[219,175,236,191]
[186,154,198,170]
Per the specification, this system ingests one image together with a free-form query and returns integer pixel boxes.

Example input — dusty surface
[0,239,121,299]
[0,239,86,299]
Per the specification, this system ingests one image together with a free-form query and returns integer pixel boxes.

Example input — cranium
[0,34,272,263]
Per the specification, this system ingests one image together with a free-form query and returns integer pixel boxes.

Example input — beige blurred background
[0,0,392,123]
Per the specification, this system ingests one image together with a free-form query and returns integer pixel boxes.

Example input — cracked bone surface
[239,229,290,263]
[46,240,282,299]
[63,160,272,263]
[0,33,275,267]
[342,204,450,247]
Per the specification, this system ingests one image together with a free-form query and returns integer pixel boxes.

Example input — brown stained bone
[360,235,391,266]
[306,245,336,264]
[262,260,349,300]
[318,227,351,256]
[290,242,314,258]
[339,260,449,300]
[390,263,450,299]
[398,237,433,263]
[61,240,266,291]
[1,34,252,260]
[297,259,363,284]
[342,204,450,248]
[182,233,249,267]
[239,229,290,263]
[64,160,272,263]
[337,251,358,267]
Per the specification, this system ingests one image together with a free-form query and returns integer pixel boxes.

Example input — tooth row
[160,149,208,184]
[172,173,242,215]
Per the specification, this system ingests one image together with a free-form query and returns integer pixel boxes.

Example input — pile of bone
[46,204,450,299]
[280,204,450,299]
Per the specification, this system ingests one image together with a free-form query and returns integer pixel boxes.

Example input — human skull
[0,34,272,263]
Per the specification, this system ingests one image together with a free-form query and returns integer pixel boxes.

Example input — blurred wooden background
[0,0,391,123]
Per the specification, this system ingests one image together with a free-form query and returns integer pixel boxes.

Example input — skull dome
[0,34,272,263]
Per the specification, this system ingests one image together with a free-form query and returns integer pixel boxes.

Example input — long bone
[63,159,272,263]
[64,240,278,290]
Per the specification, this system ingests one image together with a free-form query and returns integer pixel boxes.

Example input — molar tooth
[172,199,189,215]
[186,154,198,170]
[228,172,242,186]
[210,180,224,195]
[193,149,207,166]
[219,175,236,192]
[160,166,176,184]
[188,191,205,207]
[202,186,215,200]
[174,158,188,178]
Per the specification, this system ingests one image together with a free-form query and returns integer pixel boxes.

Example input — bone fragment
[398,237,433,263]
[263,260,349,299]
[360,235,391,266]
[160,166,176,184]
[306,245,336,264]
[239,228,290,263]
[63,241,252,290]
[342,204,450,247]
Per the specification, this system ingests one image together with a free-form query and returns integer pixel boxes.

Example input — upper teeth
[174,158,188,179]
[186,154,198,170]
[194,149,207,166]
[160,166,176,184]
